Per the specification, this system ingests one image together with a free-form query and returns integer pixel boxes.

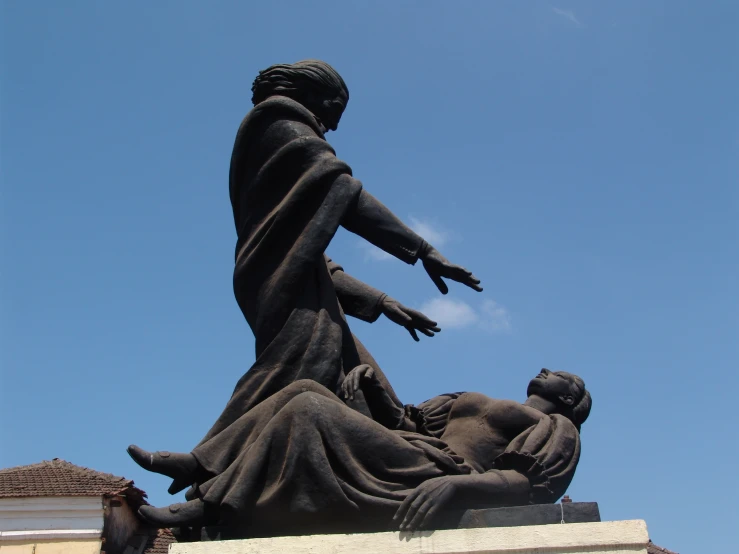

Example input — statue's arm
[458,470,532,506]
[326,256,386,323]
[340,189,425,265]
[394,470,531,531]
[341,364,415,430]
[326,255,441,340]
[340,189,482,295]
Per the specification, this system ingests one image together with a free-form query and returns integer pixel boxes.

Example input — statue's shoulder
[236,96,323,149]
[246,96,318,128]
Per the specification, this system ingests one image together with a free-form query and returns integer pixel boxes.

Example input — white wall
[0,497,103,539]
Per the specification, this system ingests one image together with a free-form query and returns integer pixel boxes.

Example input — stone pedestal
[171,519,649,554]
[198,502,601,541]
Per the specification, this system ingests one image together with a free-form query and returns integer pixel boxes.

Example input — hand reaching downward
[381,296,441,341]
[420,244,483,295]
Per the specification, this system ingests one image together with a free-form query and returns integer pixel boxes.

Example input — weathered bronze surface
[128,60,591,537]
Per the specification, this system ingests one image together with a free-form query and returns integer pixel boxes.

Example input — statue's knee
[291,379,327,394]
[284,390,346,420]
[284,391,323,416]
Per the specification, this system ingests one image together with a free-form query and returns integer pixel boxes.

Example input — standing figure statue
[136,368,591,535]
[129,60,481,495]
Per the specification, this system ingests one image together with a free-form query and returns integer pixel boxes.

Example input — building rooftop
[647,540,678,554]
[0,458,147,507]
[1,460,678,553]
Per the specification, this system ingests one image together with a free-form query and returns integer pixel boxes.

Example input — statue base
[170,519,649,554]
[196,502,601,541]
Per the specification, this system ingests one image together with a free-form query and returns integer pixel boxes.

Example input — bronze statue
[128,60,591,537]
[130,59,480,486]
[190,59,479,453]
[133,368,590,534]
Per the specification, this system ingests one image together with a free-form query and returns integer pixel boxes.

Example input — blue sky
[1,1,737,551]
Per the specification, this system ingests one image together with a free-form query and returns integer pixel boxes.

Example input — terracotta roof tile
[647,540,679,554]
[124,526,177,554]
[0,459,147,506]
[142,527,177,554]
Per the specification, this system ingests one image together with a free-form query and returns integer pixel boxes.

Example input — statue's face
[306,89,347,133]
[527,369,577,407]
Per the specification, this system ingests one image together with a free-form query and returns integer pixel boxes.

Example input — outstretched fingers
[405,308,440,332]
[446,265,483,292]
[419,502,444,530]
[388,305,413,326]
[406,324,436,341]
[429,271,449,295]
[394,488,424,529]
[404,309,440,340]
[460,274,483,292]
[394,479,457,531]
[406,499,432,531]
[406,487,453,531]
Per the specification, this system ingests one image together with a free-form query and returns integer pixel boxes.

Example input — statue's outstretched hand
[421,245,483,295]
[341,364,376,401]
[394,476,460,531]
[381,296,440,341]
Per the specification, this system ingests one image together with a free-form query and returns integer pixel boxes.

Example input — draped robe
[190,381,582,536]
[176,97,582,534]
[193,96,421,464]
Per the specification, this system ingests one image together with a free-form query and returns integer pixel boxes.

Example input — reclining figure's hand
[394,476,461,531]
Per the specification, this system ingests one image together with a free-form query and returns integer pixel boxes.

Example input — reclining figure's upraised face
[527,368,592,430]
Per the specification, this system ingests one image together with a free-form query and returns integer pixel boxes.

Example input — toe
[127,445,150,467]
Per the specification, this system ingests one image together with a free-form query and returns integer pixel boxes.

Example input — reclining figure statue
[131,367,590,535]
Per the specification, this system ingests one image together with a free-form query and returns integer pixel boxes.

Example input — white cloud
[480,299,512,333]
[418,297,512,333]
[419,297,479,329]
[359,216,449,262]
[361,244,393,261]
[408,217,448,248]
[552,7,582,27]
